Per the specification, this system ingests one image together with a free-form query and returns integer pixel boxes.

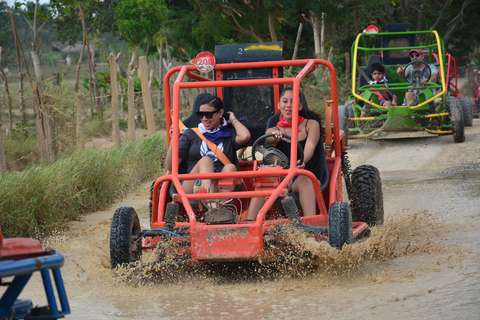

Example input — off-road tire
[110,206,142,269]
[350,165,384,227]
[450,98,465,143]
[328,202,353,249]
[460,98,473,127]
[474,100,480,118]
[149,180,161,224]
[339,103,353,145]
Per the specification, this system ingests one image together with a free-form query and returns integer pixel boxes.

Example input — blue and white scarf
[198,117,231,163]
[198,117,231,144]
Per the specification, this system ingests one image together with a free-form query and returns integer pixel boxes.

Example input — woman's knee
[222,164,237,172]
[194,156,215,172]
[292,176,313,192]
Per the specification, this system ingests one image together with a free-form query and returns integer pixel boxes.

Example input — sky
[5,0,50,7]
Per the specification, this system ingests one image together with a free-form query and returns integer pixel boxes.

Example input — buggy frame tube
[351,30,446,110]
[156,59,339,227]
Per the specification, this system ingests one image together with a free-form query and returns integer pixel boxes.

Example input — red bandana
[277,114,306,132]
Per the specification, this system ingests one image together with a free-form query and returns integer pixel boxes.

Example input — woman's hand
[296,159,305,169]
[226,111,236,125]
[272,128,283,139]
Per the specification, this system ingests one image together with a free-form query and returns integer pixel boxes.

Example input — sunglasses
[410,52,421,58]
[196,111,218,120]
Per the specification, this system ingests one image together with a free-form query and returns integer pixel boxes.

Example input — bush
[0,134,167,238]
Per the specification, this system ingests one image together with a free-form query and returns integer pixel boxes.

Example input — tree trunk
[139,56,155,135]
[310,11,321,59]
[116,52,126,119]
[75,92,86,150]
[91,47,102,117]
[322,46,334,83]
[288,17,304,75]
[0,120,6,174]
[345,52,351,77]
[6,8,26,132]
[33,82,54,163]
[0,47,5,113]
[157,42,164,113]
[75,5,87,93]
[320,12,325,59]
[14,44,25,134]
[442,1,469,44]
[86,41,94,117]
[30,0,43,83]
[110,52,120,144]
[127,47,139,142]
[0,50,7,173]
[0,65,12,138]
[268,13,277,42]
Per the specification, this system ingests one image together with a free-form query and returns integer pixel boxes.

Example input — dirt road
[16,119,480,320]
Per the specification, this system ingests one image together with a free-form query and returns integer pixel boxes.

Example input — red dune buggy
[110,43,384,269]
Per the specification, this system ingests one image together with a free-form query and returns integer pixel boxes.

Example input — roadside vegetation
[0,133,167,238]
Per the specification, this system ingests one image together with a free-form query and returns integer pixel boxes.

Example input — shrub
[0,134,167,238]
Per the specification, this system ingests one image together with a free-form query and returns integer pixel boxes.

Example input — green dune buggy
[341,24,466,143]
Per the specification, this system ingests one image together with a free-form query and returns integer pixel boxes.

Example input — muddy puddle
[20,175,478,319]
[5,123,480,319]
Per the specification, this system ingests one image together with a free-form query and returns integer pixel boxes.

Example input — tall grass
[0,134,167,238]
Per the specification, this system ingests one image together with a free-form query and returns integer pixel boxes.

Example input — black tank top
[275,120,328,186]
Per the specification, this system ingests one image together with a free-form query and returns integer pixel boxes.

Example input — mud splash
[40,208,457,292]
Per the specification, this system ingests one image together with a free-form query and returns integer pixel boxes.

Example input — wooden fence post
[76,91,86,150]
[139,56,155,135]
[127,76,136,142]
[33,82,54,163]
[110,52,120,144]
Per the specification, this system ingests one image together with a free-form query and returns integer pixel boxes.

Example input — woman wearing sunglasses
[397,49,438,106]
[166,94,250,194]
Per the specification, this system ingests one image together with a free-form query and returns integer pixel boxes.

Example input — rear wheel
[328,202,353,249]
[110,206,142,269]
[350,165,384,227]
[339,103,353,145]
[149,180,161,224]
[450,98,465,143]
[460,98,473,127]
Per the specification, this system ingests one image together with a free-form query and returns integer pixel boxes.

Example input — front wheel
[350,165,384,227]
[110,206,142,269]
[450,98,465,143]
[328,202,353,249]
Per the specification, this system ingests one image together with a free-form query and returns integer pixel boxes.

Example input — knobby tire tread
[328,201,353,249]
[110,206,141,268]
[350,165,384,227]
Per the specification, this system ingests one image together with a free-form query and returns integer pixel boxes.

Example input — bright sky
[5,0,49,6]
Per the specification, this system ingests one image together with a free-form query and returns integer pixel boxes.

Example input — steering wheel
[251,133,304,169]
[401,61,432,83]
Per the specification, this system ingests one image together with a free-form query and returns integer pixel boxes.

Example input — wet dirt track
[8,120,480,320]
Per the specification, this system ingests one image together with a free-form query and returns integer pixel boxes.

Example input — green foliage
[115,0,167,48]
[0,134,168,238]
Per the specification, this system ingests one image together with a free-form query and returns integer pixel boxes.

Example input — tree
[114,0,167,141]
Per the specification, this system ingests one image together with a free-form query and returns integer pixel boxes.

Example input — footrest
[12,299,33,319]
